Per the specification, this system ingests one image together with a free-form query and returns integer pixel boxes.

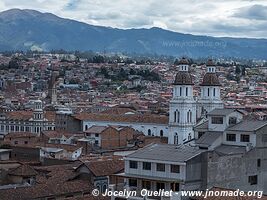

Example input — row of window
[206,88,216,97]
[226,134,250,142]
[129,161,180,173]
[174,110,192,123]
[129,179,180,191]
[0,125,55,132]
[211,117,237,125]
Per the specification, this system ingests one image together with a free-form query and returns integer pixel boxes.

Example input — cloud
[0,0,267,38]
[233,4,267,20]
[64,0,81,10]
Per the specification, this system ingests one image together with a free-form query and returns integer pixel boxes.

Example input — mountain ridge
[0,8,267,59]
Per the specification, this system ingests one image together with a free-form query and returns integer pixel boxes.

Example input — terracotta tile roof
[5,110,56,121]
[84,125,107,134]
[100,107,136,115]
[42,130,74,138]
[5,132,36,139]
[78,158,124,177]
[6,111,32,120]
[8,164,38,177]
[74,113,168,125]
[0,180,92,200]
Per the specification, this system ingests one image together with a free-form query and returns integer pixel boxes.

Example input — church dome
[174,71,193,85]
[178,57,189,65]
[200,73,221,86]
[206,59,215,66]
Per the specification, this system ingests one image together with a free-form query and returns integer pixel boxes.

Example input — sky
[0,0,267,38]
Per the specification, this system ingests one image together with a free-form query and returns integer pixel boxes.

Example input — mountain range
[0,9,267,59]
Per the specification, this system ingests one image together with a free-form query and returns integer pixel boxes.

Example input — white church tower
[197,59,223,118]
[169,58,197,144]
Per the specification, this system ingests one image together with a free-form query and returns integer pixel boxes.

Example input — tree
[235,66,241,75]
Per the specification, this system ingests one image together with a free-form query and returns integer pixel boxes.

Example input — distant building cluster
[0,53,267,199]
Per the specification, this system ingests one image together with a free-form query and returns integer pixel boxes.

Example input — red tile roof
[74,113,168,124]
[8,164,38,177]
[78,158,124,177]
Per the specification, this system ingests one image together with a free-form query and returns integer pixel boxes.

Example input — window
[156,163,165,172]
[148,129,151,136]
[248,175,257,185]
[129,179,137,187]
[102,184,107,192]
[198,132,205,138]
[156,182,165,190]
[174,133,179,145]
[174,111,177,122]
[171,183,180,192]
[211,117,223,124]
[177,111,180,123]
[180,87,182,96]
[95,140,99,145]
[160,130,164,137]
[24,141,28,144]
[241,134,250,142]
[142,181,151,190]
[229,117,237,125]
[207,88,210,96]
[213,88,216,96]
[143,162,151,170]
[129,161,138,169]
[262,135,267,142]
[187,111,192,123]
[14,141,18,145]
[186,87,188,96]
[226,134,236,142]
[171,165,180,173]
[257,159,261,168]
[95,133,99,137]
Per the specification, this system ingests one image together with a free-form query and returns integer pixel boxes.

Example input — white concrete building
[114,143,204,199]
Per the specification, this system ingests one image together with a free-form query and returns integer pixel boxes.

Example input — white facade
[197,64,223,118]
[82,121,168,138]
[169,62,197,144]
[169,60,224,144]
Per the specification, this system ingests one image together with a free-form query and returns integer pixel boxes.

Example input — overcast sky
[0,0,267,38]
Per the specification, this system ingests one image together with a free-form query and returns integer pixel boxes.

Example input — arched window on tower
[148,129,151,136]
[160,130,164,137]
[213,88,216,97]
[85,125,88,130]
[187,110,192,123]
[177,111,180,123]
[174,111,177,122]
[174,133,179,144]
[186,87,188,96]
[207,88,210,96]
[180,87,182,96]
